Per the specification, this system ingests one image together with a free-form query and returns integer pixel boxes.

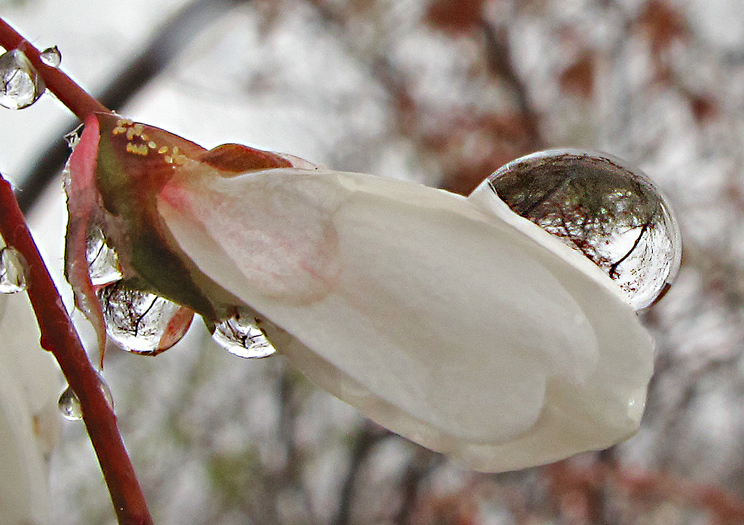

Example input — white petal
[158,168,653,471]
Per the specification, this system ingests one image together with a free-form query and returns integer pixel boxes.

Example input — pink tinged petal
[65,114,107,357]
[154,167,648,472]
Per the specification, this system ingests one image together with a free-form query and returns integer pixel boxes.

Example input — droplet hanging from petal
[0,49,45,110]
[39,46,61,68]
[58,376,113,421]
[0,246,27,293]
[98,281,193,355]
[469,149,681,311]
[85,227,122,286]
[212,311,275,359]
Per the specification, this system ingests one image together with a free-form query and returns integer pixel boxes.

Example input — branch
[0,17,110,120]
[0,176,151,524]
[15,0,243,213]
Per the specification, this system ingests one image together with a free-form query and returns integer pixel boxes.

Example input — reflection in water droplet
[40,46,61,68]
[58,375,114,421]
[473,149,682,311]
[212,312,275,359]
[86,227,122,286]
[0,49,45,110]
[98,281,193,355]
[0,246,27,293]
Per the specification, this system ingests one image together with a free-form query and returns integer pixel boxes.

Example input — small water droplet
[470,149,682,311]
[58,386,81,421]
[58,375,114,421]
[212,311,276,359]
[39,46,61,68]
[86,227,122,286]
[0,49,45,110]
[0,246,27,293]
[98,281,193,355]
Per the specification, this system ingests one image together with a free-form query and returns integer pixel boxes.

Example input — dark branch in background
[332,422,387,525]
[394,448,441,525]
[16,0,245,213]
[479,20,543,149]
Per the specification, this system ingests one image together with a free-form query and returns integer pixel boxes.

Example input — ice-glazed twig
[0,17,111,119]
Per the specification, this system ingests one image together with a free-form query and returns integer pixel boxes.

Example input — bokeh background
[2,0,743,523]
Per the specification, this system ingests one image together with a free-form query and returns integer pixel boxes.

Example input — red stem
[0,17,149,524]
[0,176,153,525]
[0,17,110,120]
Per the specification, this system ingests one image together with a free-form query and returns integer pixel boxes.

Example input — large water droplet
[471,149,681,311]
[212,311,276,359]
[0,49,45,110]
[86,227,122,286]
[58,376,114,421]
[98,281,193,355]
[0,246,27,293]
[39,46,61,68]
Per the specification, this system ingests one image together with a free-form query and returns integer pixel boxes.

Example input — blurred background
[2,0,743,523]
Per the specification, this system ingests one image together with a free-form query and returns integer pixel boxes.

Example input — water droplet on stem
[98,281,193,355]
[58,386,81,421]
[0,49,45,110]
[474,149,681,311]
[0,246,27,293]
[58,376,113,421]
[212,311,275,359]
[40,46,61,68]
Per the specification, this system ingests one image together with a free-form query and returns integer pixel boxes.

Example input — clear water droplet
[0,246,27,293]
[58,375,114,421]
[39,46,61,68]
[86,227,122,286]
[0,49,45,110]
[58,386,81,421]
[471,149,682,311]
[98,281,193,355]
[212,311,276,359]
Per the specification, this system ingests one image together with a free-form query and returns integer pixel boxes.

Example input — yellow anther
[148,141,157,149]
[158,146,168,154]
